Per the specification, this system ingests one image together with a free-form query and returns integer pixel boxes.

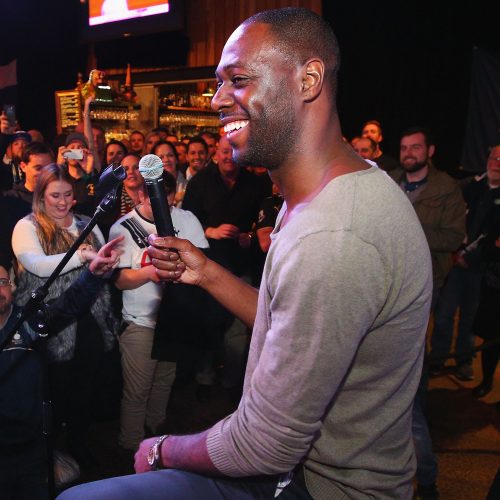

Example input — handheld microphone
[138,154,175,237]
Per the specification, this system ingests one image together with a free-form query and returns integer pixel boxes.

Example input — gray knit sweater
[207,166,432,499]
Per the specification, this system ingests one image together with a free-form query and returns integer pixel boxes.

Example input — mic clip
[95,164,126,200]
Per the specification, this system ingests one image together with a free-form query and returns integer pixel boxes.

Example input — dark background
[1,0,499,174]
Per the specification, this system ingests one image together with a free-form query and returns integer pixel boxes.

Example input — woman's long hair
[31,163,82,255]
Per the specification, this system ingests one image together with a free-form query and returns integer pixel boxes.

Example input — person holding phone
[1,104,20,153]
[56,132,99,216]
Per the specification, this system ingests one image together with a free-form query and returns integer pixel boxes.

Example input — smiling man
[59,8,432,500]
[390,126,466,299]
[3,142,53,206]
[185,136,209,180]
[183,134,269,276]
[1,143,54,268]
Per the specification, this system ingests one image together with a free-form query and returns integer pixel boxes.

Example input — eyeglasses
[0,278,12,287]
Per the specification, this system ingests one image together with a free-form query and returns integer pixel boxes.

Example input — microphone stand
[1,185,121,499]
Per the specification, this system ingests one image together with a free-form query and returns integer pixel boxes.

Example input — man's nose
[211,84,233,112]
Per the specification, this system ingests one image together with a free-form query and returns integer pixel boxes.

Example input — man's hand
[89,236,124,275]
[56,145,68,165]
[147,234,208,285]
[206,224,239,240]
[0,111,14,135]
[134,437,159,473]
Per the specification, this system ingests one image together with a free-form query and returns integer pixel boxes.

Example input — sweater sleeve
[12,217,83,277]
[206,230,388,476]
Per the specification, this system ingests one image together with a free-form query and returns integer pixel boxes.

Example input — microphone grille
[139,154,164,179]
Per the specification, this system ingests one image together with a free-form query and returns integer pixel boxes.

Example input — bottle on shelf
[121,63,137,103]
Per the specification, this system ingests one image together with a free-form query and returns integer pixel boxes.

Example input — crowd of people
[1,7,499,500]
[0,82,279,498]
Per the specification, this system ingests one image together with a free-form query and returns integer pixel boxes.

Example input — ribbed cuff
[206,416,244,477]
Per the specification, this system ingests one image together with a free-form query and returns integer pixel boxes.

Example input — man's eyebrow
[215,63,243,77]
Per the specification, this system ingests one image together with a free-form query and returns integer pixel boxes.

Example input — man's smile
[224,120,249,138]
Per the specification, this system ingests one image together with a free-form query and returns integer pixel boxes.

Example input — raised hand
[88,236,124,275]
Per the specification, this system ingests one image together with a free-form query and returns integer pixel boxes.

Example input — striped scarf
[120,188,136,216]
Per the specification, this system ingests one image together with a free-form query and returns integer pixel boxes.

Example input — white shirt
[109,206,208,328]
[12,215,104,277]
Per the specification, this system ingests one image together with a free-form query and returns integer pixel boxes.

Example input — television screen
[80,0,184,42]
[89,0,170,27]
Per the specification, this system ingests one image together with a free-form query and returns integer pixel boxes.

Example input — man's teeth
[224,120,249,134]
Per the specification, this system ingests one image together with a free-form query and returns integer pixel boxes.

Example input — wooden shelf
[90,101,141,110]
[160,105,216,114]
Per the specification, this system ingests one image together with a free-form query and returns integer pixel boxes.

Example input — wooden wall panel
[186,0,322,68]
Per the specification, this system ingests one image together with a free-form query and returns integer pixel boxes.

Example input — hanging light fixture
[202,86,215,97]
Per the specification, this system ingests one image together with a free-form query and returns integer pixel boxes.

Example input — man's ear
[428,144,436,158]
[19,161,27,174]
[301,59,324,102]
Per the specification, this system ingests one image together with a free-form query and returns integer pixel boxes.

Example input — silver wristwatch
[147,434,169,470]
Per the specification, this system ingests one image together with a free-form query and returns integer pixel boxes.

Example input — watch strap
[147,434,169,470]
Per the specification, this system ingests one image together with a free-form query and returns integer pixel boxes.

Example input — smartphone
[2,104,16,127]
[63,149,84,160]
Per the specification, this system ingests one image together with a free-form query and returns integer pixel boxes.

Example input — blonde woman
[12,163,119,468]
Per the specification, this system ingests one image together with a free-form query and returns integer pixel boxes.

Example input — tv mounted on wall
[80,0,185,42]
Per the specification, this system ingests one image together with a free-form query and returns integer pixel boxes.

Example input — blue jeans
[430,266,482,365]
[412,363,438,486]
[57,468,312,500]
